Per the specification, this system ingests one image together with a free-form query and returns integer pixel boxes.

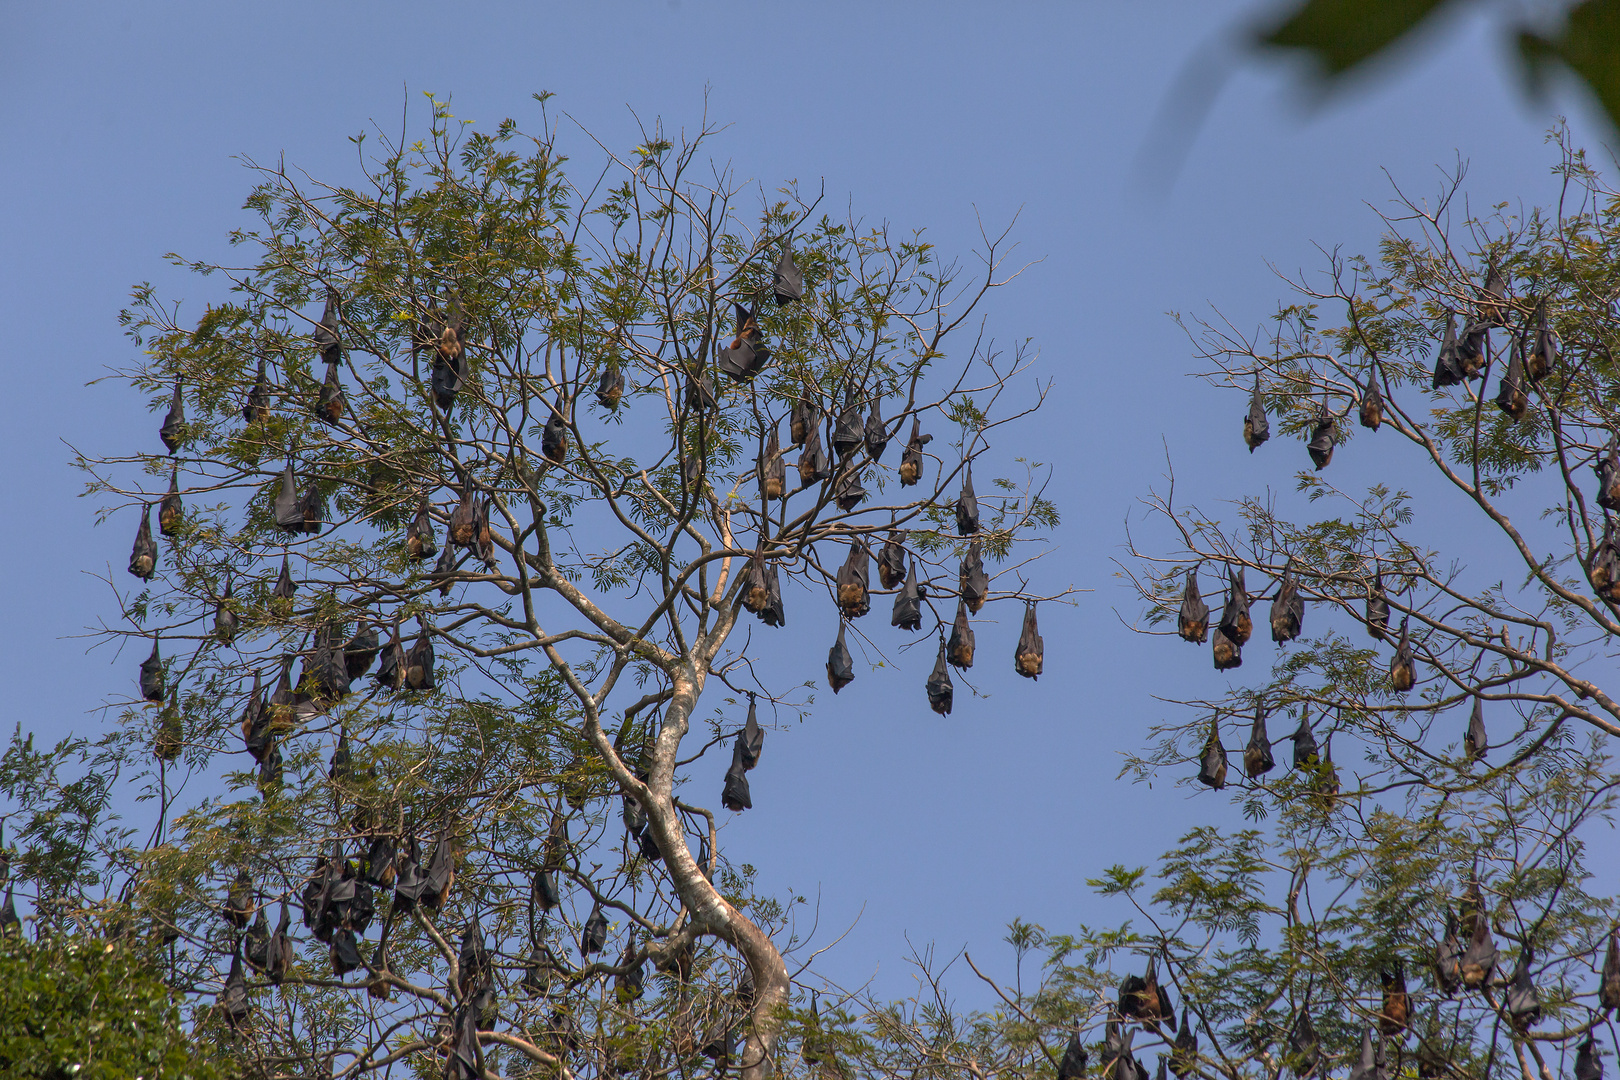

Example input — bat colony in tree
[68,99,1067,1079]
[1117,136,1620,1079]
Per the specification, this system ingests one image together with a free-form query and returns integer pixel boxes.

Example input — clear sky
[0,2,1610,1004]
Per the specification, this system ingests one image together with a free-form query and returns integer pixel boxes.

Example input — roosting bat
[1244,376,1269,452]
[159,382,185,453]
[215,582,238,645]
[955,465,980,536]
[597,360,625,409]
[1269,565,1303,643]
[926,639,954,716]
[1197,718,1227,789]
[773,246,803,305]
[899,418,931,486]
[1177,569,1208,644]
[316,362,345,424]
[243,360,270,424]
[542,410,569,464]
[1015,601,1043,679]
[1306,402,1336,470]
[1359,375,1383,431]
[1244,705,1274,778]
[1390,617,1415,692]
[892,560,922,631]
[960,543,989,614]
[878,531,907,589]
[129,505,157,579]
[760,424,786,500]
[836,541,870,618]
[1218,568,1251,646]
[139,637,165,703]
[832,387,865,459]
[828,623,855,692]
[1496,336,1530,420]
[1432,316,1465,388]
[947,598,975,669]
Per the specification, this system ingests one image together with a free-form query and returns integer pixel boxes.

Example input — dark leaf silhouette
[773,246,803,304]
[836,540,870,618]
[1244,376,1270,451]
[955,464,980,535]
[892,560,923,631]
[960,542,989,614]
[1197,718,1227,789]
[926,639,954,716]
[899,418,931,486]
[1015,601,1043,679]
[159,382,186,453]
[947,598,975,669]
[129,505,158,579]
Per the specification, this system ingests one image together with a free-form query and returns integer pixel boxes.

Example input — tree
[48,94,1063,1078]
[1107,129,1620,1077]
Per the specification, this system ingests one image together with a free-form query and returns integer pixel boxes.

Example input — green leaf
[1259,0,1460,78]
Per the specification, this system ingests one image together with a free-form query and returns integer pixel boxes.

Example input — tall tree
[52,95,1062,1078]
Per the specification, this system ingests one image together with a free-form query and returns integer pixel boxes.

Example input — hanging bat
[1366,573,1391,640]
[1347,1028,1376,1080]
[743,551,771,615]
[791,395,817,446]
[272,555,296,601]
[1432,316,1466,388]
[716,304,769,382]
[1015,601,1043,680]
[159,382,186,453]
[273,463,302,532]
[832,388,865,459]
[834,468,868,511]
[946,598,975,669]
[363,833,396,888]
[1270,565,1303,643]
[1465,696,1487,761]
[299,482,323,535]
[476,498,497,569]
[1057,1029,1087,1080]
[615,941,646,1003]
[431,353,462,413]
[406,496,437,561]
[1480,266,1509,327]
[926,639,954,715]
[1459,909,1498,989]
[435,541,459,597]
[214,581,239,645]
[1359,375,1383,431]
[722,741,752,811]
[1434,907,1462,995]
[422,831,456,911]
[459,918,490,996]
[329,727,352,781]
[761,558,785,627]
[314,285,343,365]
[1390,617,1416,692]
[222,868,255,929]
[581,903,608,956]
[899,418,931,486]
[1218,567,1251,645]
[955,464,980,536]
[1527,302,1557,382]
[1306,402,1336,470]
[218,947,250,1030]
[1197,718,1227,789]
[1244,705,1274,778]
[1598,443,1620,511]
[449,484,478,547]
[406,624,436,691]
[542,410,569,463]
[1379,964,1409,1036]
[391,837,426,913]
[760,424,786,500]
[893,560,923,631]
[878,531,907,589]
[139,637,165,703]
[343,620,379,681]
[1243,376,1269,452]
[798,424,831,486]
[244,906,270,971]
[1177,569,1208,643]
[316,362,345,424]
[1576,1036,1601,1080]
[1291,711,1318,770]
[1118,957,1175,1027]
[1505,948,1540,1032]
[773,246,803,305]
[1212,626,1241,670]
[331,927,363,976]
[374,625,407,691]
[243,360,271,424]
[836,541,871,618]
[597,360,625,409]
[1495,336,1529,420]
[961,542,989,613]
[129,505,158,579]
[1603,926,1620,1012]
[1170,1011,1199,1079]
[740,695,765,769]
[866,394,890,461]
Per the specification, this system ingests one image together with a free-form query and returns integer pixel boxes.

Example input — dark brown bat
[1432,316,1466,388]
[1359,375,1383,431]
[219,946,250,1030]
[899,418,931,486]
[955,464,980,535]
[1306,402,1336,470]
[0,885,16,937]
[1465,696,1487,761]
[316,362,345,424]
[299,482,323,535]
[893,560,923,631]
[878,531,907,589]
[449,484,477,547]
[1057,1029,1087,1080]
[1366,573,1391,640]
[244,906,270,971]
[1197,718,1227,789]
[329,727,351,781]
[1598,442,1620,510]
[1390,617,1415,692]
[1480,265,1509,326]
[214,581,239,645]
[341,621,379,681]
[798,423,831,486]
[1170,1011,1199,1079]
[374,624,406,691]
[272,555,296,601]
[363,833,396,888]
[153,705,183,762]
[406,496,437,561]
[273,463,303,532]
[1505,948,1540,1032]
[740,695,765,769]
[791,394,817,446]
[139,637,165,703]
[947,598,976,669]
[722,739,753,811]
[243,360,270,424]
[1495,337,1529,420]
[615,940,646,1003]
[760,557,785,627]
[331,928,363,976]
[1218,567,1251,646]
[1212,625,1241,670]
[926,639,953,715]
[834,467,868,511]
[960,542,989,613]
[1243,376,1269,452]
[476,498,497,569]
[836,540,870,618]
[581,903,608,956]
[773,246,803,304]
[742,551,771,615]
[458,917,490,996]
[542,410,569,463]
[717,304,770,382]
[1601,925,1620,1012]
[832,387,865,459]
[129,505,158,579]
[405,624,436,691]
[1270,565,1303,643]
[1379,965,1409,1036]
[241,675,269,760]
[1576,1035,1601,1080]
[597,359,625,409]
[760,424,786,499]
[1244,705,1274,778]
[314,285,343,365]
[1434,907,1462,995]
[422,831,456,911]
[434,541,458,597]
[866,394,890,460]
[159,382,185,453]
[1527,302,1557,382]
[1459,908,1497,990]
[1177,569,1208,643]
[1458,319,1489,379]
[1347,1028,1376,1080]
[391,836,426,913]
[1015,601,1043,680]
[221,869,255,929]
[431,351,463,413]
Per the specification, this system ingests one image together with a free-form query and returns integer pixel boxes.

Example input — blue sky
[0,2,1610,1003]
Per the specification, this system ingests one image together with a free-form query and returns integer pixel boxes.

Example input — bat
[1178,569,1208,643]
[581,903,608,956]
[1527,303,1557,382]
[1270,565,1304,643]
[597,360,625,409]
[314,285,343,365]
[272,555,296,601]
[798,424,831,486]
[422,831,455,911]
[1243,376,1269,452]
[273,463,303,532]
[866,394,890,461]
[243,360,270,424]
[159,382,185,454]
[1170,1011,1199,1079]
[1218,567,1251,645]
[1434,907,1462,995]
[1390,617,1415,692]
[331,928,363,975]
[773,246,803,305]
[1480,266,1509,326]
[1118,957,1175,1027]
[743,551,771,615]
[722,740,752,811]
[215,581,239,645]
[345,621,380,681]
[363,834,396,888]
[1347,1028,1376,1080]
[405,625,436,691]
[374,625,407,691]
[761,557,785,627]
[878,531,907,589]
[1495,337,1529,420]
[1602,925,1620,1012]
[899,418,931,486]
[449,484,478,547]
[1057,1029,1087,1080]
[960,542,989,613]
[947,598,975,669]
[1015,601,1043,679]
[139,637,165,703]
[542,411,569,464]
[834,467,868,511]
[1465,697,1487,761]
[836,540,871,619]
[476,498,497,568]
[1459,908,1497,990]
[791,395,817,447]
[299,482,323,535]
[955,465,980,535]
[459,917,490,996]
[832,388,865,459]
[1306,403,1336,470]
[244,906,270,971]
[1197,718,1227,789]
[153,704,183,762]
[222,869,254,929]
[1504,948,1540,1032]
[892,559,923,631]
[435,541,458,597]
[740,695,765,769]
[129,505,157,579]
[1576,1036,1601,1080]
[760,424,786,500]
[1359,375,1382,431]
[1366,573,1390,640]
[391,837,426,913]
[242,679,269,760]
[926,639,954,715]
[316,362,345,424]
[1432,316,1466,388]
[1379,965,1409,1036]
[615,941,646,1003]
[406,496,437,561]
[219,946,250,1030]
[717,304,770,381]
[1600,445,1620,520]
[1244,705,1274,778]
[157,471,184,537]
[1212,626,1241,670]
